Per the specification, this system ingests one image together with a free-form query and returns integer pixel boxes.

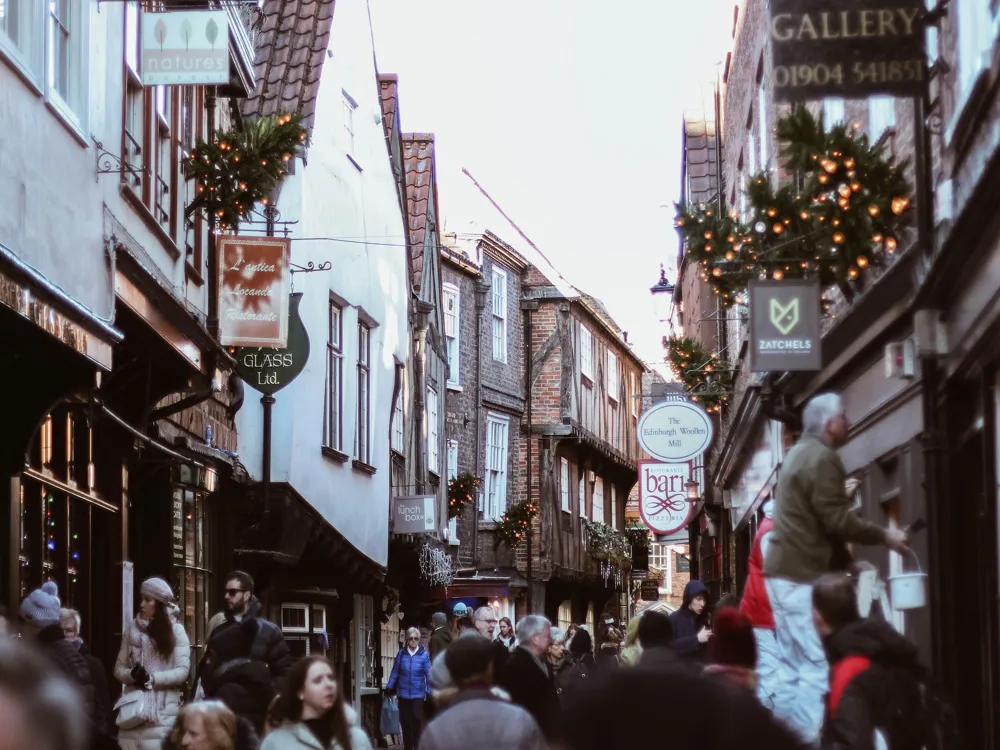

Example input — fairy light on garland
[665,335,732,412]
[447,473,481,519]
[495,500,538,550]
[186,111,307,230]
[674,104,913,305]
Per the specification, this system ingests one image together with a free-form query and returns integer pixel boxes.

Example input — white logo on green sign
[769,298,799,336]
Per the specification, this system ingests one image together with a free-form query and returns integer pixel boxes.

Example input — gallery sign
[637,400,713,463]
[748,279,822,372]
[141,10,230,86]
[218,235,291,348]
[639,461,695,536]
[769,0,925,101]
[392,495,438,535]
[234,293,310,395]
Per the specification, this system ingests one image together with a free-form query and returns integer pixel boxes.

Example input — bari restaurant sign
[141,10,230,86]
[218,235,291,348]
[639,461,694,536]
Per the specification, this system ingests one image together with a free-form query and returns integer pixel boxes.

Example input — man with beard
[195,571,291,732]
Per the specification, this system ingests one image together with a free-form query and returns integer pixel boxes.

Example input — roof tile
[402,134,439,292]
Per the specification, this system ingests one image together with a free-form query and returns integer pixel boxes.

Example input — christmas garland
[447,473,481,520]
[625,523,651,551]
[495,500,538,550]
[582,520,631,568]
[665,335,732,412]
[186,112,307,230]
[675,104,913,305]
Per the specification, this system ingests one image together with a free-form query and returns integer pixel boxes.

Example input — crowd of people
[0,393,955,750]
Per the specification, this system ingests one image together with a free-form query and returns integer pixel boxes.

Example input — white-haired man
[498,615,560,741]
[763,392,909,745]
[473,606,511,684]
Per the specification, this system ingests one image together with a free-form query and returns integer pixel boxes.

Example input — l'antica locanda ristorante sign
[218,235,291,348]
[769,0,926,101]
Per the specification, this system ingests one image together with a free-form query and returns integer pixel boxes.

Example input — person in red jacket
[740,499,779,710]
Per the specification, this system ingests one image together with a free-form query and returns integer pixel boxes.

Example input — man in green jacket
[762,392,908,746]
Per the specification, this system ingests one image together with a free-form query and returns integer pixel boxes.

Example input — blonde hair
[168,701,237,750]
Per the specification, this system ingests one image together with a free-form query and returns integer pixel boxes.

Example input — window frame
[324,302,344,454]
[592,476,605,523]
[391,382,404,455]
[342,90,358,155]
[560,458,571,513]
[443,283,461,387]
[580,325,594,381]
[446,440,459,543]
[610,484,617,529]
[491,268,508,363]
[356,322,372,465]
[426,386,439,476]
[606,350,619,403]
[484,413,509,521]
[45,0,88,135]
[0,0,44,82]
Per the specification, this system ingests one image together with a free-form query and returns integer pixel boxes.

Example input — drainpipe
[205,87,220,342]
[413,301,433,494]
[523,302,540,612]
[473,280,490,568]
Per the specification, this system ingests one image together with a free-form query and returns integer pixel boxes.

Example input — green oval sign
[234,292,310,394]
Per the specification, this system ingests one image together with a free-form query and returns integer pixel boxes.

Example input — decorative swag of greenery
[674,105,913,306]
[447,473,481,520]
[582,519,632,568]
[495,500,538,550]
[186,112,307,230]
[664,334,732,412]
[625,523,651,551]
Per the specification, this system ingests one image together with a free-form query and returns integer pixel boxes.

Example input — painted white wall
[237,0,408,567]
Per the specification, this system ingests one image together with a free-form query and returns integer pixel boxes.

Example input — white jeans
[766,578,829,745]
[754,627,780,711]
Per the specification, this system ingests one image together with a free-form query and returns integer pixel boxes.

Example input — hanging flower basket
[447,473,481,519]
[582,520,631,568]
[625,523,651,551]
[495,500,538,550]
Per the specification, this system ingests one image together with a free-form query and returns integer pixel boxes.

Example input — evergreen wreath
[664,334,732,412]
[186,112,307,230]
[495,500,538,550]
[447,473,481,520]
[675,104,913,305]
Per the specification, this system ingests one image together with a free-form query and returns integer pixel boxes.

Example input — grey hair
[515,614,551,643]
[431,612,448,628]
[0,638,87,750]
[473,606,496,622]
[549,627,566,645]
[801,393,844,437]
[58,608,81,631]
[406,627,421,639]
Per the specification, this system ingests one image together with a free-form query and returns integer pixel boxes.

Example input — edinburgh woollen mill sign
[748,279,823,372]
[769,0,926,101]
[637,400,714,463]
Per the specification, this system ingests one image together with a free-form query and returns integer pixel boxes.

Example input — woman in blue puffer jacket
[386,627,432,750]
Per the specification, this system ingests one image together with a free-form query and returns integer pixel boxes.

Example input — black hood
[824,618,921,671]
[682,580,709,608]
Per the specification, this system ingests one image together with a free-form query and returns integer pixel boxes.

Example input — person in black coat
[813,572,928,750]
[497,615,561,741]
[61,608,118,750]
[196,571,292,733]
[427,612,453,662]
[669,580,712,661]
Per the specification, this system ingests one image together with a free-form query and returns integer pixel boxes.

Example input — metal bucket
[887,549,928,611]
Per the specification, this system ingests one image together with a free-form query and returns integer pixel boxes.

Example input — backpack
[883,666,961,750]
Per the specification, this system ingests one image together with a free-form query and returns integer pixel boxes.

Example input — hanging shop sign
[631,544,650,581]
[639,461,695,536]
[392,495,438,535]
[141,10,230,86]
[637,400,713,463]
[640,579,660,602]
[218,235,291,348]
[769,0,925,101]
[748,279,822,372]
[233,293,309,395]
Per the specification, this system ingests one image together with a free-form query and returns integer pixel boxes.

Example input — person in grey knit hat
[19,581,98,744]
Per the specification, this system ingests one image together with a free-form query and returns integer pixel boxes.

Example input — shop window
[353,595,376,695]
[281,603,329,658]
[172,477,214,664]
[557,601,573,632]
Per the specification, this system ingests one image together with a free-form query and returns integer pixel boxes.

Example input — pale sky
[369,0,734,366]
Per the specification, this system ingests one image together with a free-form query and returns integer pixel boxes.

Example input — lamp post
[650,265,676,323]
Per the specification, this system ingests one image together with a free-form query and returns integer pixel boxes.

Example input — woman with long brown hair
[261,656,371,750]
[114,577,191,749]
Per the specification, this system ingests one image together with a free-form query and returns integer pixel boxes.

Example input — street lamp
[685,479,700,500]
[650,265,676,322]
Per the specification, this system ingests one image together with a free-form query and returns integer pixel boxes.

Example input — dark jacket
[387,645,432,700]
[428,627,452,662]
[595,643,621,670]
[419,688,546,750]
[820,619,924,750]
[37,624,102,745]
[549,655,587,703]
[764,436,887,583]
[491,638,511,685]
[198,596,292,731]
[76,640,116,748]
[669,581,710,661]
[498,647,560,741]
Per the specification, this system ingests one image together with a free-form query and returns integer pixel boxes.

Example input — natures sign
[141,10,230,86]
[218,235,291,348]
[639,461,695,536]
[748,279,822,372]
[769,0,925,101]
[637,400,714,463]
